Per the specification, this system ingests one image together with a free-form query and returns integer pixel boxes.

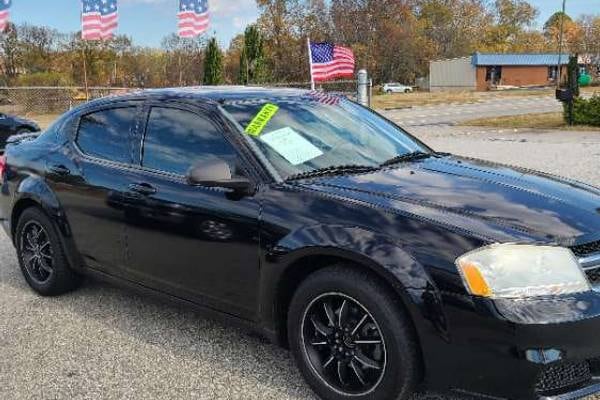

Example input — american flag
[0,0,11,33]
[306,91,341,106]
[81,0,118,41]
[178,0,209,38]
[309,42,355,82]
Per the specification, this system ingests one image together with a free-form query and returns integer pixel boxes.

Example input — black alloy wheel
[16,207,81,296]
[288,266,420,400]
[301,292,386,395]
[19,221,54,284]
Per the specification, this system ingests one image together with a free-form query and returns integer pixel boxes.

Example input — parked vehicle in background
[383,83,413,94]
[2,87,600,400]
[0,113,40,152]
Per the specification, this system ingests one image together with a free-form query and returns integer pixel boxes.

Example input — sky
[8,0,600,48]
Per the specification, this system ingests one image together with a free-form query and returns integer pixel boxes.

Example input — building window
[548,66,559,80]
[485,66,502,84]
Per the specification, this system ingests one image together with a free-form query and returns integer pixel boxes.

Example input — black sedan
[1,87,600,400]
[0,112,40,152]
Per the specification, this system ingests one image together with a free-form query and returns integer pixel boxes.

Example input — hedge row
[565,95,600,126]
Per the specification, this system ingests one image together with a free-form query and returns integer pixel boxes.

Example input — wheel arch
[11,176,69,241]
[10,178,83,272]
[272,246,430,385]
[274,249,420,343]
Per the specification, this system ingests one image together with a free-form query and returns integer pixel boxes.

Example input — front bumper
[540,378,600,400]
[418,290,600,400]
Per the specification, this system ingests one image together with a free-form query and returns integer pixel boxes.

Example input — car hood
[297,155,600,245]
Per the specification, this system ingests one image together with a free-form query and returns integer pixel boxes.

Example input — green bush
[564,95,600,126]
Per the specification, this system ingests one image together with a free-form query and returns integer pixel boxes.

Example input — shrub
[564,95,600,126]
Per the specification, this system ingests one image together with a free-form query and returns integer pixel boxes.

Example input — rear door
[48,102,143,273]
[121,103,262,319]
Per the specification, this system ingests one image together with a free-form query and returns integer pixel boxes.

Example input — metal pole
[557,0,567,88]
[307,38,315,90]
[82,46,89,102]
[357,69,369,106]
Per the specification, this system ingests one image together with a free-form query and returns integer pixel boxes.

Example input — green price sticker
[245,103,279,136]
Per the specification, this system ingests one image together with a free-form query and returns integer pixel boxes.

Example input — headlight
[456,244,590,299]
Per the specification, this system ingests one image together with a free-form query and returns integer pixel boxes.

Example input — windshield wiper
[285,164,378,181]
[379,151,432,167]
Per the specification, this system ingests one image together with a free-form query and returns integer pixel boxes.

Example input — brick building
[430,53,569,92]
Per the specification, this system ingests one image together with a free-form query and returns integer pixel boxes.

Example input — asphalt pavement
[1,99,599,400]
[384,95,562,127]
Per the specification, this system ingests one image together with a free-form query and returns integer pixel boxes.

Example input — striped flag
[309,42,355,82]
[81,0,118,41]
[306,91,341,106]
[178,0,209,38]
[0,0,12,33]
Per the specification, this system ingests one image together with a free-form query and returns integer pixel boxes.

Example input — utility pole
[556,0,567,88]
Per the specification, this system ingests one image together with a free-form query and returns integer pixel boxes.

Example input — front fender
[259,224,450,345]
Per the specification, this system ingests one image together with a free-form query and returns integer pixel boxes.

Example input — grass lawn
[372,88,562,109]
[461,112,600,131]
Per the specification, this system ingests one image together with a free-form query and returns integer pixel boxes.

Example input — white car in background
[383,83,413,94]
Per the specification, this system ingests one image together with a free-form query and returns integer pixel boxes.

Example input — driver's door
[121,104,261,320]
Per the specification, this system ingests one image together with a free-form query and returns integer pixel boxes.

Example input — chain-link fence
[0,82,361,127]
[0,87,136,117]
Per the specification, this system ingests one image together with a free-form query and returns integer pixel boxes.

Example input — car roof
[82,86,311,109]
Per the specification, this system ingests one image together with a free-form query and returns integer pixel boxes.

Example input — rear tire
[386,90,393,94]
[404,89,411,93]
[15,207,81,296]
[288,265,419,400]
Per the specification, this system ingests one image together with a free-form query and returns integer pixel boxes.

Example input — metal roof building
[430,53,571,91]
[472,53,570,67]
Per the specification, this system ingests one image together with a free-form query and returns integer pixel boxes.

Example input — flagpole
[82,46,89,101]
[80,1,90,101]
[307,38,315,90]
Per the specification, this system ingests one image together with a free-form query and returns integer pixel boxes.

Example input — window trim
[136,101,259,184]
[72,103,143,168]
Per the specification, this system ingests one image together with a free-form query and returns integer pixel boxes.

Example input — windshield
[221,94,428,180]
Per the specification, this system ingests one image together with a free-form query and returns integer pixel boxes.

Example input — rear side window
[76,107,137,163]
[142,107,237,175]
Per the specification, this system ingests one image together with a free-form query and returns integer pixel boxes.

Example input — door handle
[47,164,70,176]
[128,182,157,196]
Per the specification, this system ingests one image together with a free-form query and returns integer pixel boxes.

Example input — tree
[203,37,223,85]
[544,11,582,53]
[418,0,491,58]
[479,0,540,52]
[162,33,205,86]
[224,34,244,84]
[239,25,267,84]
[0,23,19,83]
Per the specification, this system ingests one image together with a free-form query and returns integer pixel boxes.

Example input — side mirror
[187,158,253,194]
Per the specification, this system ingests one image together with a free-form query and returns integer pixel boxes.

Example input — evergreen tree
[239,46,249,84]
[203,37,223,85]
[238,25,266,84]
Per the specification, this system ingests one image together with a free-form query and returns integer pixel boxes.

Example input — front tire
[288,265,419,400]
[15,207,81,296]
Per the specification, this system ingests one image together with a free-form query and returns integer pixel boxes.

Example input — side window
[76,107,137,163]
[142,107,237,175]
